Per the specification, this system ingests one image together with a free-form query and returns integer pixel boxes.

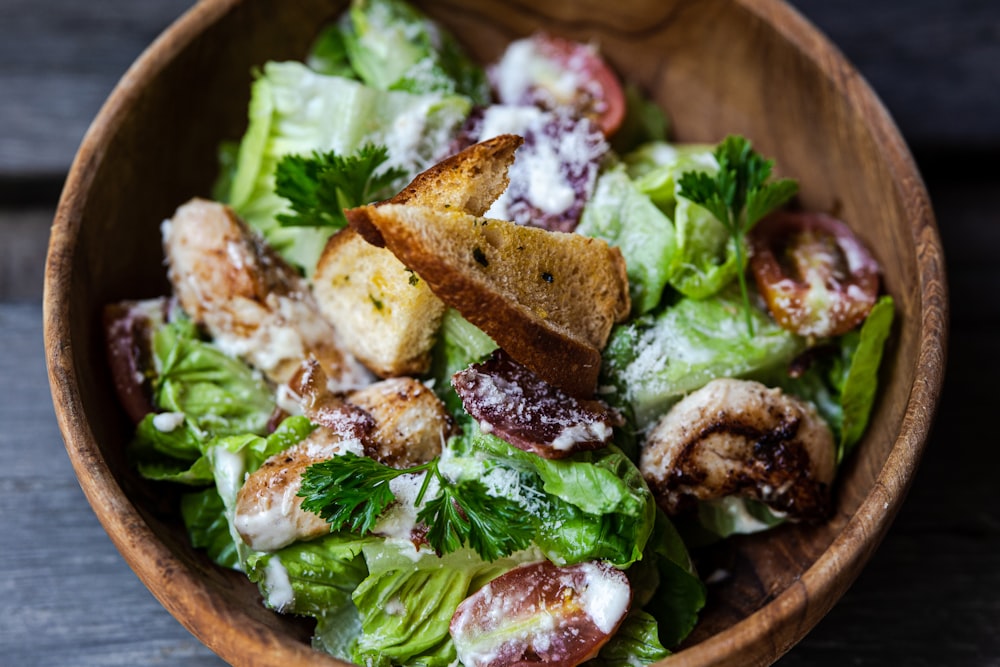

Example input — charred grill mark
[655,404,832,521]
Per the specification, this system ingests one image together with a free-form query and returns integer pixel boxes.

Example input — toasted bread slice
[313,229,446,377]
[346,203,631,396]
[387,134,522,213]
[312,135,523,377]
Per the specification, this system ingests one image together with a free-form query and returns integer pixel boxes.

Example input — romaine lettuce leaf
[773,295,895,463]
[667,198,742,299]
[128,316,277,482]
[577,165,676,315]
[469,432,655,568]
[307,23,359,79]
[626,143,743,299]
[351,544,536,667]
[313,601,365,663]
[590,609,670,667]
[837,295,895,459]
[621,509,705,650]
[246,533,369,616]
[624,142,716,209]
[428,308,498,416]
[225,60,471,273]
[203,417,316,571]
[180,487,242,569]
[151,317,276,439]
[338,0,490,103]
[602,288,805,430]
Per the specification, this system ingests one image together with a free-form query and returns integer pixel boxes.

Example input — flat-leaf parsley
[274,143,407,229]
[678,135,798,335]
[298,453,534,561]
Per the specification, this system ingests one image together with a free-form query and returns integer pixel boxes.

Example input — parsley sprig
[677,135,798,335]
[298,453,534,562]
[274,143,407,229]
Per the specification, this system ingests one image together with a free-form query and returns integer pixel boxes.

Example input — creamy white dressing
[151,411,185,433]
[263,557,296,612]
[574,562,630,634]
[549,421,612,451]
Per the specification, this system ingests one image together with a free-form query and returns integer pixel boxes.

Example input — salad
[103,1,895,665]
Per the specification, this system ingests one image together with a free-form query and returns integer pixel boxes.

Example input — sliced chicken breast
[640,378,836,521]
[162,197,371,389]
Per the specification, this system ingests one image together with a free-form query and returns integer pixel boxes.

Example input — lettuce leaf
[180,487,242,569]
[469,432,656,568]
[351,544,536,667]
[246,533,369,616]
[338,0,490,103]
[602,288,805,429]
[428,308,497,416]
[590,609,670,667]
[577,165,676,315]
[627,143,743,299]
[837,295,895,459]
[225,61,471,273]
[773,295,895,462]
[128,316,276,482]
[202,417,316,571]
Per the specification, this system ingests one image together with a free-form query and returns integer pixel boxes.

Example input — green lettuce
[181,487,242,570]
[351,544,536,667]
[337,0,490,102]
[577,165,676,315]
[128,316,276,483]
[603,288,805,429]
[246,533,370,616]
[224,60,471,273]
[591,609,670,667]
[428,308,497,416]
[469,432,656,568]
[203,417,316,571]
[627,143,743,299]
[774,295,895,462]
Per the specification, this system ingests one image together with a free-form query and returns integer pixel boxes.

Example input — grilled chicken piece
[235,375,452,551]
[347,377,453,469]
[233,428,362,552]
[640,378,836,521]
[162,198,371,389]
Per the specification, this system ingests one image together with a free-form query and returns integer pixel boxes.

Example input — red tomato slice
[450,560,631,667]
[748,211,880,338]
[489,33,626,136]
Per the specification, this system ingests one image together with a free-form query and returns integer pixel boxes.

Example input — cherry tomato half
[489,33,626,136]
[748,211,880,338]
[450,560,631,667]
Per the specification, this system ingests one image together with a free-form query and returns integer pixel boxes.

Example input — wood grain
[37,0,947,666]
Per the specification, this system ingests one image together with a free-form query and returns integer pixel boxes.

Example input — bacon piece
[452,349,621,459]
[102,297,171,423]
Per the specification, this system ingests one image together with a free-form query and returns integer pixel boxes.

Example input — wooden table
[2,1,997,665]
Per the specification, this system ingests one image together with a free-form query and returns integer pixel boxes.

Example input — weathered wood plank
[0,207,53,301]
[0,302,225,665]
[0,0,196,178]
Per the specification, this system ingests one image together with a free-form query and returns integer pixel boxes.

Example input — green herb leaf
[299,452,415,534]
[418,479,534,562]
[677,135,798,335]
[299,454,533,562]
[275,143,407,229]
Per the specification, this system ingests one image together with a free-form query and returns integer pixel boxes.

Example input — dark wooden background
[2,1,997,665]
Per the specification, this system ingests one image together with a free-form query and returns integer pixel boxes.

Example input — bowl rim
[43,0,948,665]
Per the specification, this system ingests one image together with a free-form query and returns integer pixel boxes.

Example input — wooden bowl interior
[45,0,942,665]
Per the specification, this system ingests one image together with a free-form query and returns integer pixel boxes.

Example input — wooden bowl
[44,0,946,665]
